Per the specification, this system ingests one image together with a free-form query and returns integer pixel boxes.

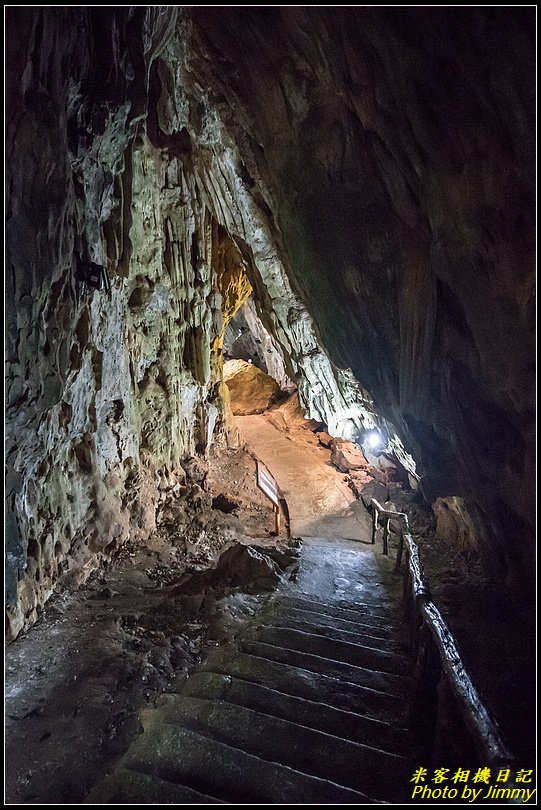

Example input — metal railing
[371,498,514,768]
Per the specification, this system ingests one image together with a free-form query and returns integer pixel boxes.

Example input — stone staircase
[89,539,422,804]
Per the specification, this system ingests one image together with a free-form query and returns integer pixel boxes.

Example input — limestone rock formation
[433,497,480,554]
[5,7,534,635]
[182,7,535,582]
[223,360,281,416]
[224,298,295,392]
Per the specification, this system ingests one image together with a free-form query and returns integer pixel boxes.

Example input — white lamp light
[367,430,382,450]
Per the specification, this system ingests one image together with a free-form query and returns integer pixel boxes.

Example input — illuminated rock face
[223,360,281,416]
[5,8,534,635]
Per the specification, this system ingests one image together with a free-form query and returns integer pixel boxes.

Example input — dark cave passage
[5,6,535,805]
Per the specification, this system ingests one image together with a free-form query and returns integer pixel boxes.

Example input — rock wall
[6,8,534,636]
[5,8,225,637]
[6,8,382,637]
[182,7,535,582]
[224,298,295,392]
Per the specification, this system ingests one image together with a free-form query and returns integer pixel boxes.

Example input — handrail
[370,498,514,767]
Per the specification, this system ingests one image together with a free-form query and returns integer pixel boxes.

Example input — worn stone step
[270,604,401,641]
[249,625,411,675]
[263,614,408,653]
[86,766,224,804]
[240,639,410,696]
[154,695,409,801]
[123,720,373,804]
[203,649,407,722]
[275,594,403,627]
[181,671,413,755]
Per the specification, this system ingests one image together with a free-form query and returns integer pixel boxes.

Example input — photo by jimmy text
[409,767,536,803]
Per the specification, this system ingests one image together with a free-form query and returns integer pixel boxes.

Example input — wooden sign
[256,461,280,507]
[256,460,281,535]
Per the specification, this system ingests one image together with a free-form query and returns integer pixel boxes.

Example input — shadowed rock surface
[4,7,535,804]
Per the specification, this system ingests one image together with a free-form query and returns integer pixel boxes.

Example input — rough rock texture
[5,8,535,633]
[178,543,294,595]
[433,496,480,554]
[330,439,369,474]
[5,8,383,636]
[4,8,245,636]
[360,481,390,511]
[224,298,294,392]
[182,8,535,582]
[223,359,281,416]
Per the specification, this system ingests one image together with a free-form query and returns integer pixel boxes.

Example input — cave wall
[181,7,536,582]
[4,8,223,637]
[224,298,295,391]
[5,8,249,636]
[5,8,534,636]
[6,8,381,637]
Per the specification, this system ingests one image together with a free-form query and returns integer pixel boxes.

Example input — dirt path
[236,414,372,542]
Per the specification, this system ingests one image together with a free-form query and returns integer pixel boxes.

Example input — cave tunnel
[5,7,536,805]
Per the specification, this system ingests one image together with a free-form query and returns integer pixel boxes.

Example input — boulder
[181,544,285,594]
[359,480,389,509]
[433,497,479,553]
[347,470,373,498]
[330,438,368,473]
[223,359,280,415]
[317,431,334,448]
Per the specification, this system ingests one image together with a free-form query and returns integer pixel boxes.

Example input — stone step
[153,695,409,801]
[278,589,400,611]
[249,624,411,675]
[275,594,403,628]
[181,671,413,755]
[263,614,408,652]
[240,639,410,696]
[86,766,224,804]
[123,720,373,804]
[203,649,408,722]
[270,604,400,640]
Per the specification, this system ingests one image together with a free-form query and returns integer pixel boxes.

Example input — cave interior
[5,7,535,805]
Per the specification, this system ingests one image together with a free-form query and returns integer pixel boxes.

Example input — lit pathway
[236,414,372,542]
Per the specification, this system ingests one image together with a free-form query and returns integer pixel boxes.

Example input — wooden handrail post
[382,517,390,555]
[395,528,404,571]
[273,504,280,536]
[371,507,378,544]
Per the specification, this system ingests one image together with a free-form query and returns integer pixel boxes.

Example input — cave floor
[236,412,373,541]
[5,411,535,802]
[237,409,536,767]
[89,537,417,804]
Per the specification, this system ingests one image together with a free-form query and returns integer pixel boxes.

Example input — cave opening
[5,6,535,805]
